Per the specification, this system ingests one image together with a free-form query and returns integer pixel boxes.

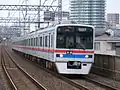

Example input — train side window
[45,36,48,47]
[51,35,52,47]
[25,40,27,46]
[24,40,26,46]
[21,40,23,45]
[34,38,35,46]
[32,38,33,46]
[36,37,38,46]
[28,39,29,46]
[23,40,24,45]
[35,37,37,46]
[43,36,44,47]
[26,39,27,46]
[33,38,34,46]
[37,37,39,46]
[25,39,27,46]
[31,38,33,46]
[40,37,42,47]
[29,39,30,46]
[24,40,25,46]
[30,38,31,46]
[22,40,24,45]
[51,34,54,48]
[30,38,32,46]
[38,37,40,46]
[34,38,36,46]
[27,39,28,46]
[49,33,50,48]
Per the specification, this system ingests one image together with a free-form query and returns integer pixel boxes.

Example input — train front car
[55,24,94,74]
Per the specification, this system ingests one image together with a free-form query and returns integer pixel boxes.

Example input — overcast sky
[106,0,120,13]
[0,0,120,17]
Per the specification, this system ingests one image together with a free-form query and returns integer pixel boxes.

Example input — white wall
[95,41,116,55]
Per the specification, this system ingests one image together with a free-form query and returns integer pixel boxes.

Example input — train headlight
[60,54,63,57]
[85,55,89,58]
[56,54,63,57]
[85,55,92,58]
[69,51,72,54]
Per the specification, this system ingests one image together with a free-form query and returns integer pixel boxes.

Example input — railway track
[1,46,47,90]
[23,57,117,90]
[81,75,117,90]
[25,57,117,90]
[69,75,117,90]
[6,45,118,90]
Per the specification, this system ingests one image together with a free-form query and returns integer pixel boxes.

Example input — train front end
[55,24,94,74]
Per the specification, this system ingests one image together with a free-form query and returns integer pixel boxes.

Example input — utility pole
[38,0,41,29]
[58,0,62,24]
[19,0,21,36]
[24,0,28,35]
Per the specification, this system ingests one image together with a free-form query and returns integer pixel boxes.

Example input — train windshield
[56,26,93,49]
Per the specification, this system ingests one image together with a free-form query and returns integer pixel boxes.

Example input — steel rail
[25,58,89,90]
[81,76,117,90]
[1,48,17,90]
[24,54,117,90]
[4,48,47,90]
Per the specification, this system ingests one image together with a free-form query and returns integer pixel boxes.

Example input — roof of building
[95,32,120,42]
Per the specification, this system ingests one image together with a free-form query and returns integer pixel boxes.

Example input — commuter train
[12,24,95,74]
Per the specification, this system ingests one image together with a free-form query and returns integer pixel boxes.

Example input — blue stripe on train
[56,54,92,58]
[56,54,89,58]
[63,54,86,58]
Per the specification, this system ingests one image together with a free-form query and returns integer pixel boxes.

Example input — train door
[43,34,45,59]
[48,32,54,61]
[40,34,44,59]
[45,33,49,60]
[51,32,55,61]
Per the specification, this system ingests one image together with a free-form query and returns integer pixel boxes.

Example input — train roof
[28,23,94,35]
[55,24,94,28]
[12,23,94,42]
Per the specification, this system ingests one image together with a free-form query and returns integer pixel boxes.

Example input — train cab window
[56,26,93,49]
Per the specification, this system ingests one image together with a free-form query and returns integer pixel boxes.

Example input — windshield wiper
[76,43,86,50]
[68,44,74,49]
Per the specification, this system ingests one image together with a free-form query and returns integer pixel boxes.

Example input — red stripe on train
[54,50,94,53]
[15,46,94,53]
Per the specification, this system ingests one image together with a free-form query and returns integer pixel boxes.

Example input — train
[12,23,95,74]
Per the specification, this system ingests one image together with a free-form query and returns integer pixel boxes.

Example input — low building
[95,34,120,56]
[107,13,119,24]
